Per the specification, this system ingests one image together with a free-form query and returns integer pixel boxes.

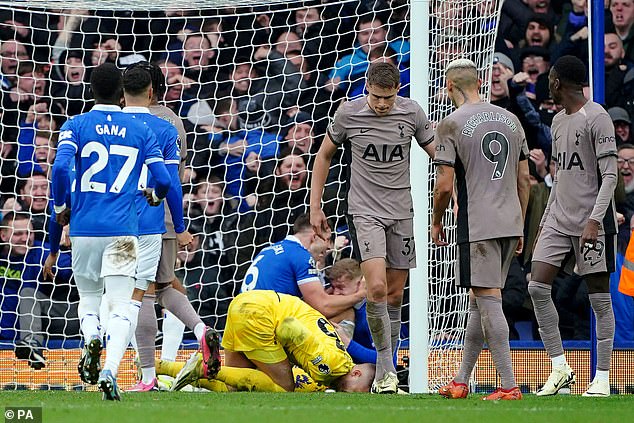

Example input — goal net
[0,0,502,391]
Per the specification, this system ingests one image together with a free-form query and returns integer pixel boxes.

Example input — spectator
[210,94,280,212]
[156,58,195,116]
[490,52,515,108]
[617,143,634,220]
[611,0,634,63]
[51,50,92,117]
[609,107,633,145]
[327,15,409,95]
[284,111,316,159]
[605,32,631,109]
[348,44,410,99]
[518,14,558,51]
[17,129,57,177]
[553,1,588,63]
[0,39,28,89]
[518,46,551,100]
[16,171,48,240]
[0,212,42,367]
[499,0,558,48]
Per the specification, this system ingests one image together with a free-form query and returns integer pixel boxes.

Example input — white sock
[102,275,135,377]
[595,370,609,382]
[141,367,156,384]
[128,300,142,348]
[75,275,103,344]
[99,284,109,338]
[551,354,567,369]
[193,322,205,343]
[161,310,185,361]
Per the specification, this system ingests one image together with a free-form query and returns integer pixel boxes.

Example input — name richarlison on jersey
[461,112,517,137]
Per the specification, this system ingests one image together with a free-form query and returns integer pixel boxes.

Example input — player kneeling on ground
[168,290,375,392]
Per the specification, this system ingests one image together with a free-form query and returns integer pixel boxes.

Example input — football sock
[137,294,158,371]
[161,310,185,361]
[387,304,402,355]
[193,323,206,342]
[476,295,516,390]
[595,370,610,382]
[141,367,156,384]
[528,281,565,359]
[98,287,109,337]
[366,301,396,379]
[75,275,102,344]
[128,299,142,346]
[102,275,135,377]
[455,297,484,385]
[217,367,287,392]
[156,285,203,331]
[589,293,614,372]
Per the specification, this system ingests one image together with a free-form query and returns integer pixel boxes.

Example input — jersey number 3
[80,142,139,193]
[481,131,509,180]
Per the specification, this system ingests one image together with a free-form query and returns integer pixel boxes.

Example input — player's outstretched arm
[310,133,338,241]
[432,164,454,246]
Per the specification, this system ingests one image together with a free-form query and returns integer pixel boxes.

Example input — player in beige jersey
[310,62,435,393]
[124,62,220,392]
[529,56,618,397]
[432,59,530,401]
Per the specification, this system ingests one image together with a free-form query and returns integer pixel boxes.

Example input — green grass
[0,391,633,423]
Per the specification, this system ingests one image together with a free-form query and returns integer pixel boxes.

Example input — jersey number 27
[80,142,139,193]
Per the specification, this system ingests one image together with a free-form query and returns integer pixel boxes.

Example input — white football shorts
[135,233,163,288]
[71,236,138,281]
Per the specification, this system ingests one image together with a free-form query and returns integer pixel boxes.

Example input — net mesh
[0,0,501,391]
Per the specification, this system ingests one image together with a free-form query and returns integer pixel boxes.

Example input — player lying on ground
[156,356,328,392]
[168,290,375,392]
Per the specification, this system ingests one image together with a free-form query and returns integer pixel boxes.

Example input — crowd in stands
[1,0,634,363]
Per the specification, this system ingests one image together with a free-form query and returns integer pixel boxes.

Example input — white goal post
[0,0,502,392]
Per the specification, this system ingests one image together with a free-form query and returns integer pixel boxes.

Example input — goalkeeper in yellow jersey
[164,290,375,392]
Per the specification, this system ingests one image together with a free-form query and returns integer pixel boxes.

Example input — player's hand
[56,208,71,226]
[431,223,447,246]
[143,188,163,206]
[310,209,331,241]
[43,252,58,281]
[617,212,625,226]
[332,323,352,348]
[515,236,524,256]
[61,225,72,247]
[176,230,193,248]
[580,219,600,250]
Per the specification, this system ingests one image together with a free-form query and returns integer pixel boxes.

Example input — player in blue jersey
[120,64,220,392]
[241,214,364,319]
[49,63,172,401]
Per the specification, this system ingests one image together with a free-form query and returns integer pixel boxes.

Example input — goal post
[0,0,503,392]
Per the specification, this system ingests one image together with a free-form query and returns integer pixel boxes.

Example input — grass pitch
[1,391,633,423]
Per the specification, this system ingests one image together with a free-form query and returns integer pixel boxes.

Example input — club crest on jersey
[362,144,404,162]
[398,123,405,138]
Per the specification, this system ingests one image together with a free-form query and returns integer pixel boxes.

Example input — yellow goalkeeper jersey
[223,290,354,387]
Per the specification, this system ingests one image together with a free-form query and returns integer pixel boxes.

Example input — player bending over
[169,290,375,392]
